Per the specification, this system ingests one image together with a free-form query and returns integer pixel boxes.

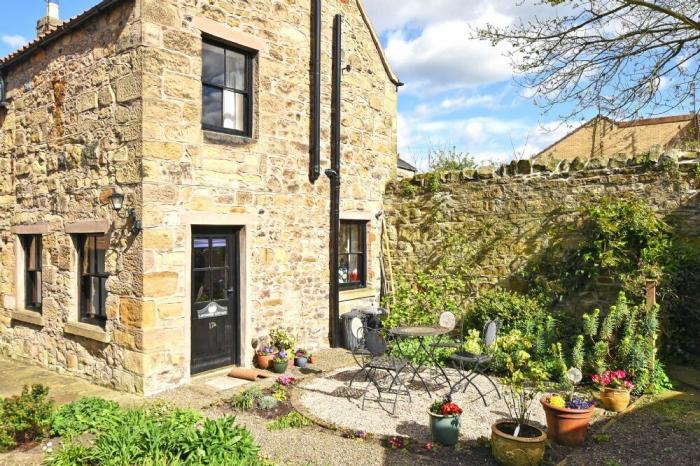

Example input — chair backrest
[482,319,499,348]
[364,327,388,357]
[438,311,456,331]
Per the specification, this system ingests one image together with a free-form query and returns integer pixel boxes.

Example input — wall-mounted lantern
[108,188,142,234]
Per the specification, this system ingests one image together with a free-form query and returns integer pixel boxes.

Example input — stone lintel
[339,287,377,302]
[11,223,50,234]
[193,16,266,52]
[341,211,376,222]
[11,309,45,327]
[65,219,110,234]
[65,321,111,343]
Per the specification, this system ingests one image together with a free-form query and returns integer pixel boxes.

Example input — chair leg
[349,365,368,388]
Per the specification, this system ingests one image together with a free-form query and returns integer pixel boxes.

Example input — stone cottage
[0,0,400,394]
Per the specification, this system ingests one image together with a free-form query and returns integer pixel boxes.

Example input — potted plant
[272,350,289,374]
[540,368,595,446]
[255,346,275,370]
[270,329,297,368]
[428,396,462,446]
[308,354,318,365]
[491,331,547,466]
[592,369,633,412]
[294,349,309,367]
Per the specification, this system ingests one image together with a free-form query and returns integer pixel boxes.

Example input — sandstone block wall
[0,1,145,392]
[383,152,700,313]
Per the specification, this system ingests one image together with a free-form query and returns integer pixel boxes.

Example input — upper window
[21,235,42,312]
[78,234,109,325]
[202,40,253,137]
[339,221,367,289]
[0,73,6,103]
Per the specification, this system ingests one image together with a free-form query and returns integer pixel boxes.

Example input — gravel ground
[298,366,547,442]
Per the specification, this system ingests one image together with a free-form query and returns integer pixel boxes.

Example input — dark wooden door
[191,227,240,374]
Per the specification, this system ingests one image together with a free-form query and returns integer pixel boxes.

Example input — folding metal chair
[356,326,411,414]
[448,319,501,406]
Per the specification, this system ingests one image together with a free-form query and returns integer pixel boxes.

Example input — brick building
[0,0,400,394]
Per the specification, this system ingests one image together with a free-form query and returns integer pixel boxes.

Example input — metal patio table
[387,326,453,396]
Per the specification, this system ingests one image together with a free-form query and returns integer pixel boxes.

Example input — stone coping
[11,309,45,327]
[64,321,111,343]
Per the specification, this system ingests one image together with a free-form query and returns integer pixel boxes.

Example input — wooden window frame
[339,220,367,290]
[20,235,42,312]
[201,37,254,138]
[77,234,109,326]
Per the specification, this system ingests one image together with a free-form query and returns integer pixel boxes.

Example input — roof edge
[355,0,401,86]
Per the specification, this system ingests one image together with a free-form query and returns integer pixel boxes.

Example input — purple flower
[566,397,594,410]
[278,350,288,359]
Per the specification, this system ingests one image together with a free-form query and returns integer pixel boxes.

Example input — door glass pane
[338,255,349,284]
[203,43,225,85]
[223,90,245,131]
[340,224,350,253]
[350,224,362,253]
[193,238,209,268]
[225,49,246,90]
[193,271,210,303]
[212,269,227,301]
[211,238,227,267]
[203,86,222,127]
[348,255,360,283]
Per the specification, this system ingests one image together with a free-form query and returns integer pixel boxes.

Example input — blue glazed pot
[294,356,308,367]
[429,411,461,446]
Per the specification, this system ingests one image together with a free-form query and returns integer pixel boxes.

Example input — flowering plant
[294,349,308,357]
[429,396,463,416]
[592,369,634,391]
[273,350,288,362]
[566,397,595,410]
[275,375,297,386]
[256,346,275,356]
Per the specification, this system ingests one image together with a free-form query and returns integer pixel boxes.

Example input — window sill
[203,129,255,146]
[64,321,111,344]
[339,287,376,302]
[12,309,45,327]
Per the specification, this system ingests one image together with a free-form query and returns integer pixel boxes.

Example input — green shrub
[465,288,548,333]
[51,397,121,437]
[256,396,278,411]
[45,442,95,466]
[383,273,462,329]
[266,412,312,431]
[231,387,264,411]
[0,384,53,451]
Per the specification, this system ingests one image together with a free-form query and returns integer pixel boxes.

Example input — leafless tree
[477,0,700,121]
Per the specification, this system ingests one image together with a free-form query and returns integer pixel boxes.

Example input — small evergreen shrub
[231,387,264,411]
[51,397,121,437]
[256,396,278,411]
[0,384,53,451]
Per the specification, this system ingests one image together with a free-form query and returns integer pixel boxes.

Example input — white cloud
[2,34,28,49]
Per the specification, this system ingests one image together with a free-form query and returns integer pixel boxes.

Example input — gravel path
[298,366,547,442]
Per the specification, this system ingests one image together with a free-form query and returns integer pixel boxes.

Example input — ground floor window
[77,234,109,325]
[339,221,367,289]
[20,235,42,312]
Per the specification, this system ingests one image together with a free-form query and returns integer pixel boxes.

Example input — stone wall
[0,1,145,392]
[135,0,397,393]
[383,151,700,313]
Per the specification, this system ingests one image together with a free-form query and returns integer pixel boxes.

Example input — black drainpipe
[309,0,322,183]
[325,14,343,347]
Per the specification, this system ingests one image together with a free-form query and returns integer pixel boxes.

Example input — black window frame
[201,38,254,138]
[77,234,109,326]
[339,220,367,290]
[21,234,42,312]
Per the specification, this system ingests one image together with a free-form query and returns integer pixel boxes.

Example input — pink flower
[623,380,634,390]
[424,442,434,451]
[613,370,626,379]
[601,375,611,386]
[591,374,601,384]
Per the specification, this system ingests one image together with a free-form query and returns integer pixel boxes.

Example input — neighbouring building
[0,0,401,394]
[396,157,417,179]
[533,114,700,164]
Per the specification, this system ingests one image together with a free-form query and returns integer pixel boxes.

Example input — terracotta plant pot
[491,421,546,466]
[599,387,630,412]
[255,354,272,370]
[309,355,318,365]
[540,397,595,446]
[272,360,288,374]
[429,411,461,446]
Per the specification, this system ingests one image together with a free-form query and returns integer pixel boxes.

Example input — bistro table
[388,326,453,396]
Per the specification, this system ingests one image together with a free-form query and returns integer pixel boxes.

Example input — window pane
[203,85,222,127]
[27,236,40,271]
[340,224,350,253]
[225,49,246,90]
[82,237,94,274]
[338,255,349,284]
[89,277,102,317]
[223,90,245,131]
[212,269,227,301]
[193,271,210,303]
[33,272,42,305]
[350,224,362,253]
[95,235,108,274]
[193,238,209,268]
[211,238,227,267]
[203,43,225,85]
[348,255,360,283]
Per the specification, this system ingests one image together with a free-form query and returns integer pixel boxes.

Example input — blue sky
[2,1,692,169]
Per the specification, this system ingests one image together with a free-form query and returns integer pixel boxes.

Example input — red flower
[439,402,463,416]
